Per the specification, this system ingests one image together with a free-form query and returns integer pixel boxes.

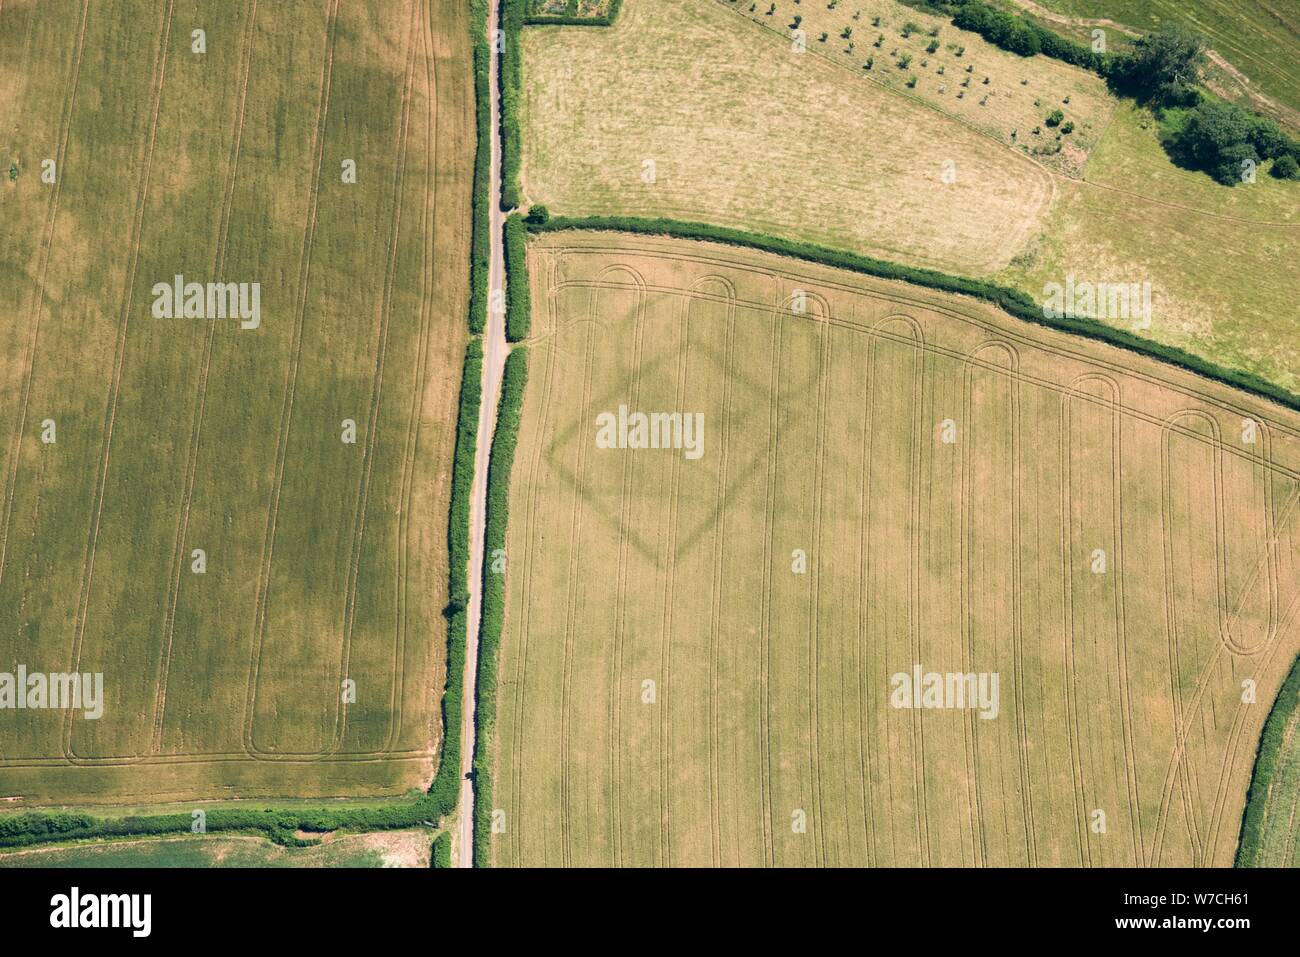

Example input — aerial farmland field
[517,0,1300,393]
[0,0,472,804]
[488,230,1300,867]
[0,0,1296,913]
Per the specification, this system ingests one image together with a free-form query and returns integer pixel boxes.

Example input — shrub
[1167,98,1300,185]
[432,832,453,868]
[1272,153,1300,180]
[1108,24,1206,106]
[505,215,532,341]
[1045,109,1064,127]
[1061,120,1074,134]
[468,0,491,333]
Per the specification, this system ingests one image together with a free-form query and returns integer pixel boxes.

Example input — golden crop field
[488,230,1300,866]
[0,0,471,804]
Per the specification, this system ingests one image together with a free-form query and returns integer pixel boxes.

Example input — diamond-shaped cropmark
[542,287,825,563]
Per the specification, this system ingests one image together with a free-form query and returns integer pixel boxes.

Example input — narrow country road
[458,0,509,867]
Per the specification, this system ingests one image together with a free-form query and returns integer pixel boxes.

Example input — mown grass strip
[472,346,530,867]
[526,214,1300,414]
[1235,653,1300,867]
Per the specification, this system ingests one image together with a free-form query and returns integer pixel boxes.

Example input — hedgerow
[1235,653,1300,866]
[469,0,492,333]
[432,831,453,867]
[900,0,1108,72]
[525,213,1300,414]
[501,0,527,210]
[472,346,530,867]
[504,214,531,341]
[425,336,485,817]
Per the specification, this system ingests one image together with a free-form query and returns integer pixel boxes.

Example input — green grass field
[487,230,1300,866]
[0,0,472,804]
[0,829,434,867]
[1020,0,1300,127]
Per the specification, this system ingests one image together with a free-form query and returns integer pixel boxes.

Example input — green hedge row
[526,214,1300,414]
[1235,653,1300,866]
[469,0,492,334]
[472,346,531,867]
[425,337,485,817]
[504,214,531,341]
[0,339,488,851]
[899,0,1110,74]
[950,0,1109,72]
[501,0,527,210]
[0,802,446,850]
[431,830,453,868]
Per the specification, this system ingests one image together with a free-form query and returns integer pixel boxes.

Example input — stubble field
[0,0,471,804]
[488,230,1300,866]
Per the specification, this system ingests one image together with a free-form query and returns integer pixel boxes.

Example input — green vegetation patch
[1236,654,1300,867]
[472,347,530,867]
